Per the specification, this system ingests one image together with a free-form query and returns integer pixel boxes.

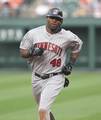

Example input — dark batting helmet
[46,8,63,20]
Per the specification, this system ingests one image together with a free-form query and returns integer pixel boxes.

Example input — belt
[35,72,62,79]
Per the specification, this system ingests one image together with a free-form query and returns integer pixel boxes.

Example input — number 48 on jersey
[50,58,61,67]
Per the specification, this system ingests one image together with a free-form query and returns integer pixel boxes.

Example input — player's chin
[50,25,58,30]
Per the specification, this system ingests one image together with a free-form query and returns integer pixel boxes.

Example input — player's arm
[20,31,33,59]
[20,31,44,59]
[20,47,44,59]
[69,51,80,65]
[69,40,82,65]
[61,51,80,76]
[20,48,31,58]
[62,35,83,75]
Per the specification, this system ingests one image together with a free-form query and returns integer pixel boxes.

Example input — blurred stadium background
[0,0,101,120]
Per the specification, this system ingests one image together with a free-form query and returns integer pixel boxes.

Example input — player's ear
[61,19,63,23]
[60,19,63,25]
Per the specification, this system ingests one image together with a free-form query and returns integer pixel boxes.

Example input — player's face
[46,16,63,33]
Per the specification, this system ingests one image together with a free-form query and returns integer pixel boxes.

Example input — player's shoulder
[29,25,45,32]
[26,25,45,35]
[62,28,75,36]
[61,29,77,39]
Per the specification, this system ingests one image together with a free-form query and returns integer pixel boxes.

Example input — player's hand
[29,47,44,56]
[61,63,72,75]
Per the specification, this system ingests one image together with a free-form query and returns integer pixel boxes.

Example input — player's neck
[46,26,61,34]
[46,26,55,34]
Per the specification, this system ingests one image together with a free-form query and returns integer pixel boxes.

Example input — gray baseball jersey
[20,25,82,82]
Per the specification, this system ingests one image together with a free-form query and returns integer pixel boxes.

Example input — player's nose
[51,19,59,25]
[52,18,58,22]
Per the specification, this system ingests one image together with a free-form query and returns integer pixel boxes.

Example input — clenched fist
[29,47,44,56]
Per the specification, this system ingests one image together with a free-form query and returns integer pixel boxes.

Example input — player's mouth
[51,23,58,27]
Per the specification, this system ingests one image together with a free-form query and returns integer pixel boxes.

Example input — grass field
[0,70,101,120]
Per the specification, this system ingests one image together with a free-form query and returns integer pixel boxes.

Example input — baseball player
[20,8,83,120]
